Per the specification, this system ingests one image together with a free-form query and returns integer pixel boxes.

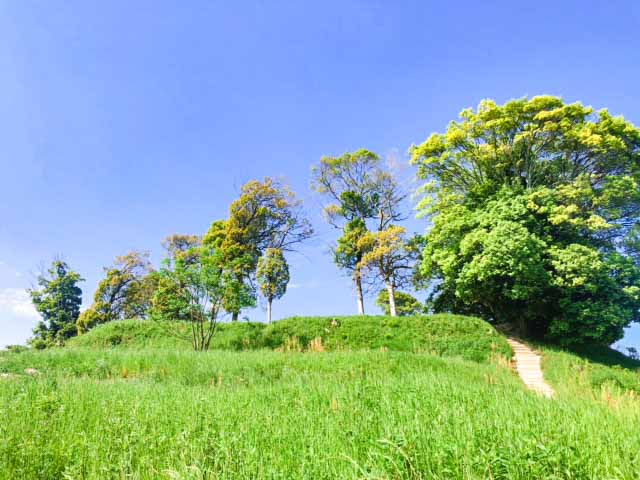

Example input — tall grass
[1,348,640,478]
[540,344,640,406]
[3,316,640,478]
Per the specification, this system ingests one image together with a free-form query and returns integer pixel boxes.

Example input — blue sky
[2,1,640,349]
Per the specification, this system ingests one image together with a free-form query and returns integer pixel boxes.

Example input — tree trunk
[518,316,527,337]
[231,311,239,322]
[355,273,365,315]
[387,283,397,317]
[267,299,272,324]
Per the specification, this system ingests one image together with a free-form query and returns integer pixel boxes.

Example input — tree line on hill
[27,96,640,350]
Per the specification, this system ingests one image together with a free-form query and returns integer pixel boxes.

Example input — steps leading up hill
[507,338,554,398]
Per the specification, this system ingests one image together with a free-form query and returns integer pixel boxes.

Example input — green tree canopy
[311,150,404,227]
[149,236,203,324]
[78,251,155,333]
[202,220,256,320]
[162,234,202,266]
[411,96,640,345]
[29,260,84,345]
[152,244,225,351]
[204,178,312,320]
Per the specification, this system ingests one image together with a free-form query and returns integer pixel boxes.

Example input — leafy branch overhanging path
[507,338,554,398]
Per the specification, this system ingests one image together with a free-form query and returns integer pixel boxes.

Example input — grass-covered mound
[66,314,510,362]
[2,348,640,478]
[67,319,266,351]
[261,315,510,362]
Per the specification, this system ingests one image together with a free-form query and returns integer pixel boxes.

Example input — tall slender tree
[256,248,290,323]
[333,219,369,314]
[358,226,419,316]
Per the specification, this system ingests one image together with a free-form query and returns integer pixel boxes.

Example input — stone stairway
[507,338,554,398]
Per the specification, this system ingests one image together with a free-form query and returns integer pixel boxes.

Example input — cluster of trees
[147,178,313,349]
[28,96,640,349]
[311,150,420,316]
[28,178,313,349]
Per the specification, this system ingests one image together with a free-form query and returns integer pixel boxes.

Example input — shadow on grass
[565,344,640,370]
[528,338,640,371]
[494,323,640,371]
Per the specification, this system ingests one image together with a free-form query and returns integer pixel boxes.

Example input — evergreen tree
[29,260,83,345]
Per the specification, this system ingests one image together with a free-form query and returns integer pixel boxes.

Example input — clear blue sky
[2,1,640,349]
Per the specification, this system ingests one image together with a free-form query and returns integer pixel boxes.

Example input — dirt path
[507,338,554,398]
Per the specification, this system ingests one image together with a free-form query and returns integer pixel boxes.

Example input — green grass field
[1,315,640,479]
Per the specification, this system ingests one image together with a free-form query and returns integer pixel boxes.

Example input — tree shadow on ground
[567,344,640,370]
[494,322,640,371]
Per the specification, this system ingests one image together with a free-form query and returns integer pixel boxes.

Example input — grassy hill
[67,314,511,362]
[1,314,640,479]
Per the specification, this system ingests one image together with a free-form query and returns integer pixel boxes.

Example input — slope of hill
[541,344,640,401]
[2,315,640,479]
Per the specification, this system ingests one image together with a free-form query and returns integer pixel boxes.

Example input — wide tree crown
[411,96,640,220]
[411,97,640,345]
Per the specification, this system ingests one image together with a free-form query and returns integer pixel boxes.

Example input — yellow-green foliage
[256,248,289,301]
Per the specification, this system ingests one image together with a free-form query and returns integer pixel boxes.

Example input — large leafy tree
[204,178,312,320]
[256,248,290,323]
[411,96,640,344]
[29,260,84,345]
[311,149,406,314]
[77,251,155,332]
